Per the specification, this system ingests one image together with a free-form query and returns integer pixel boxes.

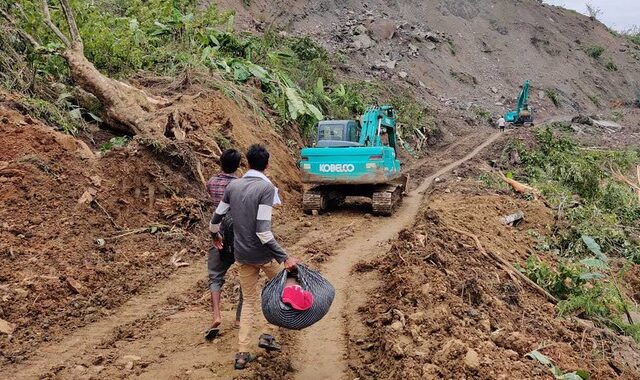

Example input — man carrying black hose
[210,144,298,370]
[205,148,243,341]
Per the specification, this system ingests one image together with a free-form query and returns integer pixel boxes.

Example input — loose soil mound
[0,89,301,365]
[349,195,640,379]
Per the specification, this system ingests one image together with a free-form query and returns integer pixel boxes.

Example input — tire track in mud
[292,132,502,379]
[1,210,378,379]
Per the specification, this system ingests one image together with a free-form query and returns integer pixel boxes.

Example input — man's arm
[255,186,289,264]
[209,187,231,234]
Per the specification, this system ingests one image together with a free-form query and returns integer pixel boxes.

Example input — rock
[450,71,477,85]
[353,24,368,35]
[480,319,491,332]
[0,318,15,335]
[91,366,105,374]
[303,221,312,227]
[92,355,104,365]
[422,363,443,377]
[391,342,404,358]
[66,277,86,294]
[89,175,102,187]
[504,349,519,360]
[398,71,408,79]
[419,81,426,88]
[373,59,397,70]
[424,41,437,50]
[538,90,546,100]
[425,32,441,42]
[311,210,319,216]
[464,348,480,369]
[571,115,593,126]
[125,361,134,371]
[123,355,142,361]
[408,311,426,323]
[435,339,468,362]
[77,187,98,205]
[369,20,395,41]
[351,34,375,50]
[491,87,498,94]
[390,320,403,331]
[444,188,451,193]
[434,177,444,183]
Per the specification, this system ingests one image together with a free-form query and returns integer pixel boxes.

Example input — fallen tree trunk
[2,1,202,178]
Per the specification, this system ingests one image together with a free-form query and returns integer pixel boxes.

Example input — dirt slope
[348,193,640,379]
[214,0,639,117]
[0,89,300,368]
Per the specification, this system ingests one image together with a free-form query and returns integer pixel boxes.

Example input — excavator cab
[315,120,361,147]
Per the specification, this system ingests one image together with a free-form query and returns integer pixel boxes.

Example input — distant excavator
[299,105,408,216]
[504,80,534,126]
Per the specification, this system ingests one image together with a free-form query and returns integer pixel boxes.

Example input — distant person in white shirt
[497,116,506,132]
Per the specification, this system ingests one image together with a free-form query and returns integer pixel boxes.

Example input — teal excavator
[298,105,407,216]
[504,80,533,126]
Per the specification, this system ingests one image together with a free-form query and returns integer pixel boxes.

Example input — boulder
[351,34,375,50]
[369,20,395,41]
[373,59,397,70]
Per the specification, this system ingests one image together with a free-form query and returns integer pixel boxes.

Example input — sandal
[204,327,219,341]
[234,352,255,370]
[258,334,281,352]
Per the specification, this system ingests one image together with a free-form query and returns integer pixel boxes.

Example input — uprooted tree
[1,0,206,180]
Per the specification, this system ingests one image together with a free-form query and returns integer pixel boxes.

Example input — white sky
[544,0,639,31]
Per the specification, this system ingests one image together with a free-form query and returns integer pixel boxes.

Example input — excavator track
[302,188,326,214]
[372,184,403,216]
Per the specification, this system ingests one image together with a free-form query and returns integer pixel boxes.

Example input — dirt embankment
[348,193,640,379]
[0,89,301,366]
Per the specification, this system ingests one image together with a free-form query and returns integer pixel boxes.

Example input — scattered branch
[93,200,122,229]
[447,224,559,304]
[610,165,640,202]
[58,0,81,47]
[170,249,190,267]
[42,0,71,47]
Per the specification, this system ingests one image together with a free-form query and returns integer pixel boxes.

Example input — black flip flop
[258,334,281,352]
[204,327,220,341]
[234,352,255,370]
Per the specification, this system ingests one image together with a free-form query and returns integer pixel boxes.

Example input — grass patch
[605,60,618,71]
[585,45,605,59]
[545,89,561,107]
[100,136,130,153]
[588,94,601,107]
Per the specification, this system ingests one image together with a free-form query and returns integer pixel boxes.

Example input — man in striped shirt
[210,144,298,370]
[205,148,242,341]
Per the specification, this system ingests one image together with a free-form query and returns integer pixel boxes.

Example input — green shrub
[545,89,561,107]
[605,60,618,71]
[586,45,605,59]
[588,95,601,107]
[100,136,130,152]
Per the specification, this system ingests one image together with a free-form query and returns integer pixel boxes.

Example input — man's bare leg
[211,291,222,328]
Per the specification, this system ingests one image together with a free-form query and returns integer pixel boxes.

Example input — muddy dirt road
[293,132,502,379]
[2,130,500,379]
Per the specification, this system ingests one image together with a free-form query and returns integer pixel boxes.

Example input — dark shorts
[207,215,235,292]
